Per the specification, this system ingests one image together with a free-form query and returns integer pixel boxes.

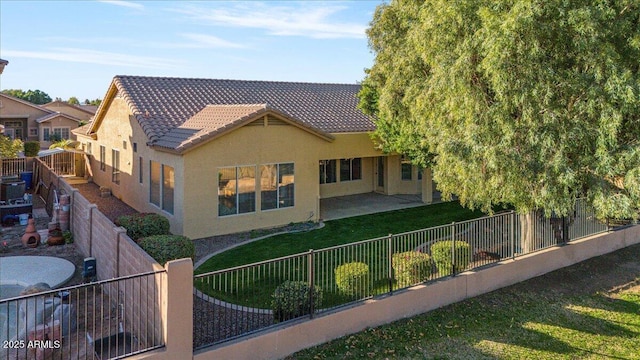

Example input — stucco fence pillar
[129,258,193,360]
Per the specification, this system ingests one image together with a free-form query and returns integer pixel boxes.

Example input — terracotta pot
[21,218,40,248]
[47,228,65,246]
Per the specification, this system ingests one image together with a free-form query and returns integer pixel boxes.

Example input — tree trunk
[519,211,537,253]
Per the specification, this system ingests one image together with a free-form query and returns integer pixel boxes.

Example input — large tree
[361,0,640,221]
[0,136,23,158]
[1,89,52,104]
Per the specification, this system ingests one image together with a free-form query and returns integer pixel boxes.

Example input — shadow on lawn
[470,293,639,358]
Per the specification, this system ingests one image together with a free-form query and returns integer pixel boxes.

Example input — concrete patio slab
[320,192,440,221]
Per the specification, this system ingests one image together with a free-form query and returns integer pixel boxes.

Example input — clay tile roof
[153,104,334,152]
[111,75,375,150]
[35,112,81,124]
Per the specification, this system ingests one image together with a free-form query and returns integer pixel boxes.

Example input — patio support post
[308,249,315,319]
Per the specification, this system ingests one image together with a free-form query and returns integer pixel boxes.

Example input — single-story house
[74,76,436,238]
[0,94,93,148]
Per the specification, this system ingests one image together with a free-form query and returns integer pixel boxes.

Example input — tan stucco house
[0,94,92,148]
[75,75,435,238]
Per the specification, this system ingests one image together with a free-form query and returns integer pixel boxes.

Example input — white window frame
[52,127,71,140]
[42,128,51,141]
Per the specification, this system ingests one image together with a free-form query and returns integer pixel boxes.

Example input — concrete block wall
[35,161,165,351]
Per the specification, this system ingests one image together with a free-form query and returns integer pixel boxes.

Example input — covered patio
[320,192,444,220]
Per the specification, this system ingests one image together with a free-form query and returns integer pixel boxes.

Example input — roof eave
[87,80,121,135]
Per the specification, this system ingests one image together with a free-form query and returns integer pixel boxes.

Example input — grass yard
[193,201,484,309]
[196,201,484,273]
[287,243,640,360]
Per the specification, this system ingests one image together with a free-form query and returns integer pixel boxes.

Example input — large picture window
[319,160,336,184]
[53,127,70,140]
[218,166,256,216]
[340,158,362,181]
[261,163,294,211]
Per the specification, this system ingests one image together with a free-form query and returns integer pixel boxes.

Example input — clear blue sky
[0,0,383,101]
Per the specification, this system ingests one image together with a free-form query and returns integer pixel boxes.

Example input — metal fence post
[562,216,569,244]
[450,222,456,276]
[510,211,516,260]
[388,234,394,294]
[308,249,315,319]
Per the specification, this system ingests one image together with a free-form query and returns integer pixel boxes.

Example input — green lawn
[288,246,640,360]
[194,201,484,309]
[196,201,484,273]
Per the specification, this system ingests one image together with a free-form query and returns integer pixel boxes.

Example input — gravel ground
[71,182,138,222]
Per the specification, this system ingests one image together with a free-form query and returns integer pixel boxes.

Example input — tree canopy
[84,98,102,106]
[67,96,80,105]
[0,136,23,158]
[360,0,640,220]
[1,89,52,104]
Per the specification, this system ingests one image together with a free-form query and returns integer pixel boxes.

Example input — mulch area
[71,182,138,222]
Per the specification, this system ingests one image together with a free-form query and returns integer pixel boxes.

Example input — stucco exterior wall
[88,96,185,235]
[184,125,331,238]
[86,100,428,238]
[316,133,383,199]
[0,95,49,142]
[39,115,81,145]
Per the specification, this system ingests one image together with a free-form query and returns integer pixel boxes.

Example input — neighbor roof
[89,76,375,152]
[36,112,83,124]
[43,100,97,115]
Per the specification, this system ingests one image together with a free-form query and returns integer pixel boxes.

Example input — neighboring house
[0,94,91,148]
[74,75,436,238]
[42,100,95,123]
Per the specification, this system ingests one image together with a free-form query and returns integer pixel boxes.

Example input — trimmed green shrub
[431,240,472,276]
[271,281,322,322]
[116,213,170,241]
[334,262,370,297]
[63,230,74,244]
[138,235,195,265]
[24,141,40,157]
[392,251,432,287]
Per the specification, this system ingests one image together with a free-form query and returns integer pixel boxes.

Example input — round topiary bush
[392,251,432,287]
[24,141,40,157]
[116,213,170,241]
[271,281,322,322]
[431,240,471,276]
[334,262,370,297]
[138,235,195,265]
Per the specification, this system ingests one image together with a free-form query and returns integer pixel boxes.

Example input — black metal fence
[0,270,165,359]
[193,199,609,349]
